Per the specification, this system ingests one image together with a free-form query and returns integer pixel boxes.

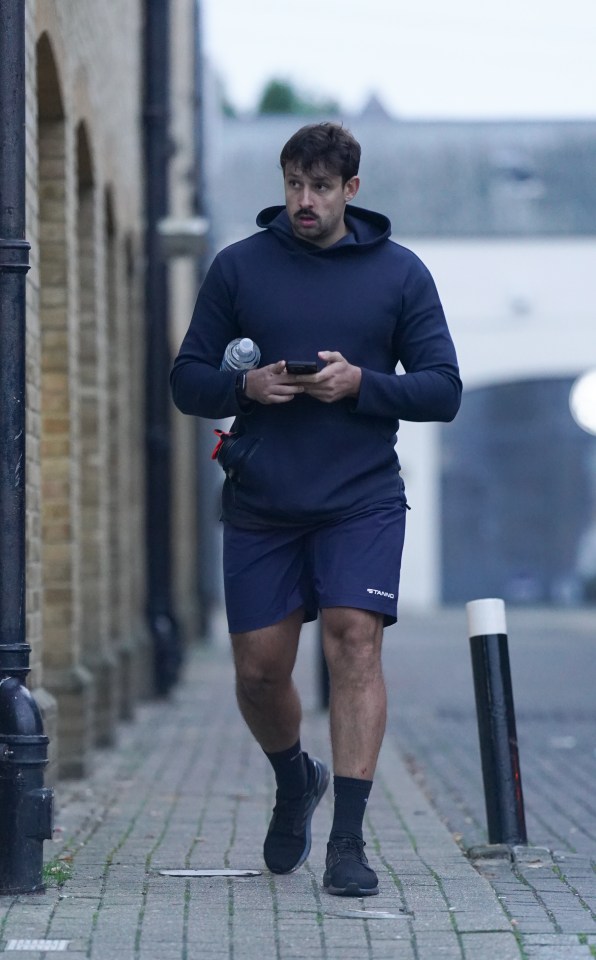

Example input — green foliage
[222,95,237,118]
[257,79,340,116]
[43,856,73,887]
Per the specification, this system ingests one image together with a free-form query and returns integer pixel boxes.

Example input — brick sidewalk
[0,617,585,959]
[382,608,596,960]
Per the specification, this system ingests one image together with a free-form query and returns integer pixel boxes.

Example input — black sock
[330,776,373,841]
[264,740,307,798]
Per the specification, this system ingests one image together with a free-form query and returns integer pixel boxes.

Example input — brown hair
[280,122,361,184]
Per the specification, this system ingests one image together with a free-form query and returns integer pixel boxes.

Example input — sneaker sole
[267,758,330,875]
[324,880,379,897]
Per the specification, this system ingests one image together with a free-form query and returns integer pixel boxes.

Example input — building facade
[16,0,201,783]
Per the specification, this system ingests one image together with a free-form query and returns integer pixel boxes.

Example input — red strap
[211,428,233,460]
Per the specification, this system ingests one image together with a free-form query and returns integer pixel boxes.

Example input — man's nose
[300,187,314,207]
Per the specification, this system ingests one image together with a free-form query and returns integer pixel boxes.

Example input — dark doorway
[441,376,596,605]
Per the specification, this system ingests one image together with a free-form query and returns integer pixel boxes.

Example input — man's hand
[287,351,361,403]
[245,361,305,404]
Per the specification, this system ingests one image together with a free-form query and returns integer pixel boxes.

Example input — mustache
[295,209,319,220]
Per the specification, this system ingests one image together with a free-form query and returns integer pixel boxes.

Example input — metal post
[318,618,330,710]
[0,0,54,893]
[467,598,527,846]
[143,0,182,693]
[192,0,218,641]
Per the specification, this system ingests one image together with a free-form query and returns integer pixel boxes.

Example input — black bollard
[467,598,527,847]
[0,678,54,893]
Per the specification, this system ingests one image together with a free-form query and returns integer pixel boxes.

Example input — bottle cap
[238,338,254,356]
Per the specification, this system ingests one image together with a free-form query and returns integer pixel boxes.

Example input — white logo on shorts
[367,587,395,599]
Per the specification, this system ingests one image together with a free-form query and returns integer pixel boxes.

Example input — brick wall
[22,0,200,781]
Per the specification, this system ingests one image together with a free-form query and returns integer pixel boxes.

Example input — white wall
[395,237,596,610]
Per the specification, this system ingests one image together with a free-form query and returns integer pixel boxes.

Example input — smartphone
[286,361,318,375]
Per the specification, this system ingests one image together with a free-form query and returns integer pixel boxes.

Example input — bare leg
[321,607,386,780]
[231,606,304,753]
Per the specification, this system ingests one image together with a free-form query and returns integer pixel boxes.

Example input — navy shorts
[223,499,406,634]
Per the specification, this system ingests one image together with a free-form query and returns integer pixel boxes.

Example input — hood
[255,205,391,253]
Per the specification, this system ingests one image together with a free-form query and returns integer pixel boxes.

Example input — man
[171,122,461,897]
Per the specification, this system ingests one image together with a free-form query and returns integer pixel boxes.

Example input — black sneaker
[323,835,379,896]
[264,755,329,874]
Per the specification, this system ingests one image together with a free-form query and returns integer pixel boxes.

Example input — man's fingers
[246,363,304,404]
[318,350,344,364]
[269,393,298,404]
[265,384,303,404]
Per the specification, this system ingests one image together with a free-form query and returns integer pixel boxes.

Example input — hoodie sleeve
[170,256,248,419]
[354,258,462,422]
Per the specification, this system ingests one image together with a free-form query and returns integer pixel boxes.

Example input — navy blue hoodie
[170,205,462,528]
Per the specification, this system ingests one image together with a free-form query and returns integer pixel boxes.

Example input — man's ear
[344,176,360,202]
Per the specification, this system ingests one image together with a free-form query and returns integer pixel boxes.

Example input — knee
[322,609,382,679]
[233,651,288,702]
[230,614,301,702]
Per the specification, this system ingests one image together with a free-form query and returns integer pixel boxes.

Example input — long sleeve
[170,256,246,420]
[354,259,462,422]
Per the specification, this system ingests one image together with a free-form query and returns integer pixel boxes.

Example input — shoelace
[331,836,367,860]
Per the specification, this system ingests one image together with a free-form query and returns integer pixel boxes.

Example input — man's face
[283,163,359,248]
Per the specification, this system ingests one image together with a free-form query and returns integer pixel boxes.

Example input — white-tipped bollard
[466,599,527,847]
[466,597,507,638]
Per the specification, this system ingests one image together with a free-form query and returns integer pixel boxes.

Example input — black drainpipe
[0,0,54,893]
[192,0,218,640]
[142,0,182,695]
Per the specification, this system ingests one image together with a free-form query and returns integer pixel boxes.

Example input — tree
[258,79,300,114]
[257,79,340,116]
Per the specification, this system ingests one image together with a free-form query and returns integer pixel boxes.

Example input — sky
[201,0,596,120]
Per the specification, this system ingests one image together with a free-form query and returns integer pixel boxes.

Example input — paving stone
[460,931,522,959]
[1,612,594,959]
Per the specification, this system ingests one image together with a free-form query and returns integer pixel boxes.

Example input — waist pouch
[211,425,261,481]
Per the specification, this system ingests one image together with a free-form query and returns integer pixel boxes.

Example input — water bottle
[221,337,261,371]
